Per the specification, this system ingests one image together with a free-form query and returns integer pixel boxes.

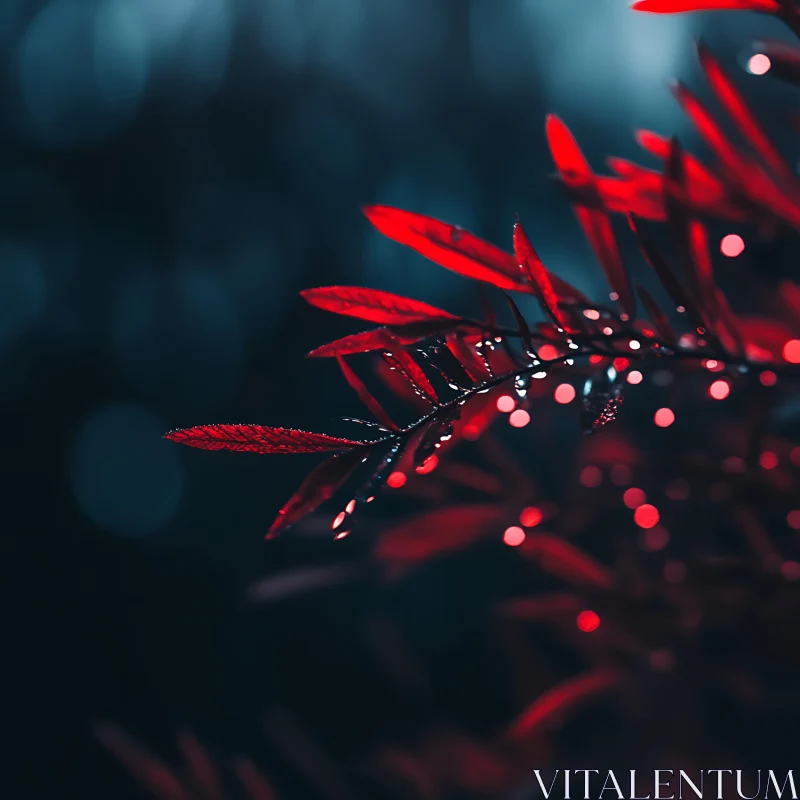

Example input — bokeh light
[783,339,800,364]
[520,506,543,527]
[496,394,515,413]
[722,456,745,473]
[781,561,800,581]
[627,370,643,385]
[748,53,771,74]
[577,610,600,633]
[760,370,777,387]
[70,404,182,537]
[387,471,407,488]
[538,344,559,361]
[0,240,46,356]
[580,466,603,488]
[634,503,660,529]
[17,0,150,148]
[112,268,245,410]
[787,510,800,531]
[503,525,526,547]
[415,455,439,475]
[642,525,669,551]
[759,451,778,470]
[665,479,691,500]
[509,409,531,428]
[720,234,745,257]
[709,379,731,400]
[554,383,576,404]
[654,407,675,428]
[623,487,647,509]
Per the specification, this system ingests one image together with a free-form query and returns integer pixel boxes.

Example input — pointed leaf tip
[301,285,457,326]
[267,447,367,537]
[546,116,636,318]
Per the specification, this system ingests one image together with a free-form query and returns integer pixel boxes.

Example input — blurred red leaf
[267,447,367,537]
[519,534,614,589]
[663,140,716,326]
[670,80,800,228]
[507,668,622,739]
[739,316,800,360]
[697,42,792,181]
[231,759,280,800]
[95,721,189,800]
[637,286,678,344]
[177,733,226,800]
[546,115,636,318]
[627,214,704,331]
[631,0,779,12]
[165,425,369,454]
[301,285,459,325]
[373,504,509,566]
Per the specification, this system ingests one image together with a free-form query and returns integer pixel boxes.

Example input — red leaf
[507,669,621,739]
[519,534,614,588]
[662,141,716,327]
[307,328,397,358]
[635,129,730,197]
[738,316,800,361]
[513,220,573,331]
[267,447,366,537]
[627,214,705,331]
[94,721,189,800]
[670,81,800,228]
[177,733,226,800]
[631,0,779,12]
[364,204,585,302]
[546,115,636,318]
[336,355,398,432]
[503,291,534,355]
[373,504,509,566]
[165,425,368,454]
[712,286,746,358]
[637,286,678,344]
[364,204,524,291]
[382,346,438,405]
[446,335,488,382]
[307,320,467,358]
[232,759,280,800]
[687,220,720,316]
[301,285,458,325]
[375,357,432,412]
[697,42,792,181]
[593,175,666,221]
